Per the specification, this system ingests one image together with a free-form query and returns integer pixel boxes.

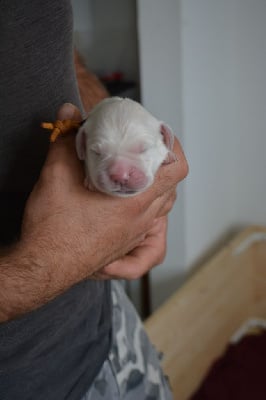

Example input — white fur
[76,97,173,197]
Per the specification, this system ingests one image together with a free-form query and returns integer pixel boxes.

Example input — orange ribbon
[41,120,82,142]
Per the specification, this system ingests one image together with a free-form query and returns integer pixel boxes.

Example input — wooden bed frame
[144,226,266,399]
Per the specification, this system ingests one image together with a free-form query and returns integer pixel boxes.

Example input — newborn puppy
[76,97,176,197]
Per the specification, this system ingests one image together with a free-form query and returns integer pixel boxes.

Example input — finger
[154,188,177,218]
[56,103,83,121]
[133,186,176,227]
[40,104,85,187]
[134,137,188,213]
[155,137,188,193]
[48,103,82,160]
[101,217,168,280]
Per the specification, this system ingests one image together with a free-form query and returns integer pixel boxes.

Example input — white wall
[181,0,266,266]
[230,0,266,225]
[138,0,266,309]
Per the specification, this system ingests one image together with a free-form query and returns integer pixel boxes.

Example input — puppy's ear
[160,123,178,164]
[76,127,86,160]
[160,123,174,151]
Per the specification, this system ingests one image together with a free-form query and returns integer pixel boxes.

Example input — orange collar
[41,119,83,142]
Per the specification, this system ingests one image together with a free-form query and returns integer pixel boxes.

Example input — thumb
[42,103,85,185]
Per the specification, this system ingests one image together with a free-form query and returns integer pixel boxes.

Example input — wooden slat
[145,226,266,400]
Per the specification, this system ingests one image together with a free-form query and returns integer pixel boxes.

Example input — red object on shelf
[101,71,124,82]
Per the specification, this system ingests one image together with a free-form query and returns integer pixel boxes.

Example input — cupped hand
[93,216,168,280]
[21,103,188,291]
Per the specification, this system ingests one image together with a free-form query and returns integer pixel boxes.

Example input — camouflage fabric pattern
[82,281,173,400]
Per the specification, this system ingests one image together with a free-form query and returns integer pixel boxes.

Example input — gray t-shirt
[0,1,111,399]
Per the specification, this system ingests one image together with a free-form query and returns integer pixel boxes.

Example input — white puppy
[76,97,176,197]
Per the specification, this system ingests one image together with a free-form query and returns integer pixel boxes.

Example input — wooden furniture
[145,226,266,399]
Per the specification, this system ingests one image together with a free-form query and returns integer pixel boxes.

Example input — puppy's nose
[109,163,129,185]
[108,161,147,189]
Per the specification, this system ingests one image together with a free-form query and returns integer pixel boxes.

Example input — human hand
[0,102,187,321]
[92,216,168,280]
[21,103,188,293]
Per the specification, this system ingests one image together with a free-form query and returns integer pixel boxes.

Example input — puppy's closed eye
[89,144,102,156]
[129,142,152,154]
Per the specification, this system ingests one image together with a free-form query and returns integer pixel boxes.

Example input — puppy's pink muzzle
[108,160,148,190]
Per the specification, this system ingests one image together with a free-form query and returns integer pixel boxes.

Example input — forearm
[0,245,56,322]
[0,227,124,323]
[0,242,92,323]
[0,252,39,321]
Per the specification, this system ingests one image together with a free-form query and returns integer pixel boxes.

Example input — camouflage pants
[81,281,173,400]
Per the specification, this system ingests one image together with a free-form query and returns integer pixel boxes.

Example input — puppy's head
[76,97,175,197]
